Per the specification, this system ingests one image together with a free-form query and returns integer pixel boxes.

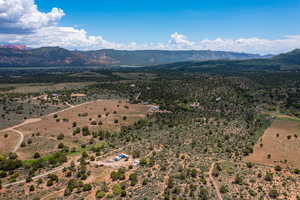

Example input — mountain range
[150,49,300,72]
[0,46,267,67]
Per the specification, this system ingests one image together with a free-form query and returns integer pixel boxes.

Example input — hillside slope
[273,49,300,70]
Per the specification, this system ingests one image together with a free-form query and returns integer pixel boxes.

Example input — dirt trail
[135,92,141,101]
[64,102,74,108]
[11,129,24,153]
[208,161,224,200]
[3,165,66,188]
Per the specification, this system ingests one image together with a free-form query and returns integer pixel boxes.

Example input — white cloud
[0,0,300,54]
[1,26,122,50]
[169,32,194,48]
[0,0,64,33]
[193,36,300,54]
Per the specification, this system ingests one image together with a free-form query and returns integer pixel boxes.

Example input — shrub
[73,127,80,135]
[132,150,140,158]
[33,152,40,159]
[212,168,219,177]
[191,169,197,178]
[57,133,64,140]
[58,143,64,149]
[121,190,126,197]
[274,165,282,172]
[199,188,209,200]
[293,168,300,174]
[96,190,106,199]
[26,176,32,183]
[129,173,138,186]
[112,184,122,196]
[264,172,273,182]
[220,185,228,193]
[140,158,148,166]
[233,174,243,185]
[269,189,279,199]
[142,178,148,185]
[72,121,77,127]
[27,139,32,145]
[83,184,92,191]
[8,152,18,160]
[47,179,53,186]
[246,162,254,168]
[82,126,90,136]
[21,142,26,147]
[29,185,35,192]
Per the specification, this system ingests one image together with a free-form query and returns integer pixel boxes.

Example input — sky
[0,0,300,54]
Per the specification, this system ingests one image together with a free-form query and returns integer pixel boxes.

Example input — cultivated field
[245,119,300,168]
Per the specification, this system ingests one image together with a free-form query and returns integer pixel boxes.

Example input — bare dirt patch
[245,119,300,168]
[0,130,20,154]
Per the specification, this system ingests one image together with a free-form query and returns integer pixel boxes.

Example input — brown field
[15,99,152,159]
[245,119,300,168]
[0,131,20,154]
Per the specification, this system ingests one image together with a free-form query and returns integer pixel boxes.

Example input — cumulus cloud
[169,32,194,48]
[0,0,300,54]
[0,0,64,33]
[0,26,122,50]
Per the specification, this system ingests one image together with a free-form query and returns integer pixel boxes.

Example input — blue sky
[0,0,300,54]
[36,0,300,43]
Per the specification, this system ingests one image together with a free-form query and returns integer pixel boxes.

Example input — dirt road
[208,161,224,200]
[3,165,65,188]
